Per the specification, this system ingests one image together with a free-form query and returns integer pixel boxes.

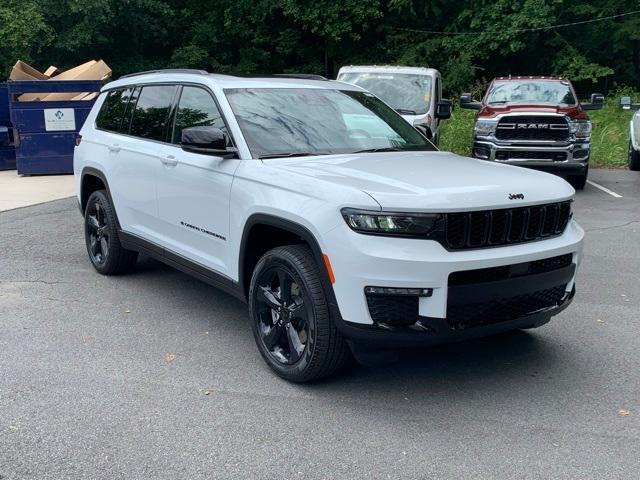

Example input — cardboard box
[43,66,59,78]
[9,61,48,81]
[9,59,111,101]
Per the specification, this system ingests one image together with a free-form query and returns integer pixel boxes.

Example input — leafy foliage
[0,0,639,95]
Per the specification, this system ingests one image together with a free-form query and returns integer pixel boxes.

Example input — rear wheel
[84,190,137,275]
[248,245,349,382]
[629,140,640,171]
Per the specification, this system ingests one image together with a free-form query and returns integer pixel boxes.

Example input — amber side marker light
[323,254,335,284]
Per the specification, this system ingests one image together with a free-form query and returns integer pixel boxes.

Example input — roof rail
[272,74,328,81]
[119,69,209,79]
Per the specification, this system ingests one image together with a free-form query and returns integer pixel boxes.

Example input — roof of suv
[103,70,363,92]
[493,76,569,82]
[338,65,439,76]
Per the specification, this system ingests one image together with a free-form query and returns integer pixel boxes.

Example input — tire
[248,245,349,382]
[84,190,138,275]
[568,166,588,190]
[629,140,640,171]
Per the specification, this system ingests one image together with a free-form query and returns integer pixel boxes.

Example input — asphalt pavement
[1,169,639,479]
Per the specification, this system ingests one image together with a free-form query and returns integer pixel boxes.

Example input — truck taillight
[75,135,82,146]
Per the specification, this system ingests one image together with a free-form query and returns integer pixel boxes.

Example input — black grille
[366,295,418,327]
[496,151,567,161]
[495,115,569,142]
[447,285,568,330]
[449,253,573,286]
[445,201,571,250]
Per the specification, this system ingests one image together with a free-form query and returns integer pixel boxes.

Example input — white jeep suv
[75,70,584,382]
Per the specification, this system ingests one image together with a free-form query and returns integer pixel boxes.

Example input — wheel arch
[239,214,339,311]
[80,167,122,230]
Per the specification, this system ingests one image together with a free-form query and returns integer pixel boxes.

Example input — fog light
[364,286,433,297]
[473,146,490,159]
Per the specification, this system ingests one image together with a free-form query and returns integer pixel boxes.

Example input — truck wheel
[249,245,349,382]
[568,166,588,190]
[629,140,640,171]
[84,190,138,275]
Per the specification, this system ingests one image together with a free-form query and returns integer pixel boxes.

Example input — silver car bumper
[472,138,590,171]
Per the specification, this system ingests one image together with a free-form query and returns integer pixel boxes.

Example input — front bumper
[472,138,590,174]
[324,219,583,347]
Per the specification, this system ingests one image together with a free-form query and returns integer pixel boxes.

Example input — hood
[479,103,588,121]
[263,151,574,211]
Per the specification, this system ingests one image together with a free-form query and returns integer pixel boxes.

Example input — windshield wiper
[353,147,406,153]
[258,152,329,159]
[395,108,418,115]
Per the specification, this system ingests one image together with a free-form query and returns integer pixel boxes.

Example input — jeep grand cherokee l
[74,70,583,382]
[461,76,603,189]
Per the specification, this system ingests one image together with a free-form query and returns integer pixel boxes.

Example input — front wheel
[248,245,349,382]
[568,166,588,190]
[629,140,640,171]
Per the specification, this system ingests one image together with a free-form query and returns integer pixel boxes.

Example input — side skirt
[119,230,246,303]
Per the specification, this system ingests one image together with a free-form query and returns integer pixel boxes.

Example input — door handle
[160,155,178,167]
[108,144,121,153]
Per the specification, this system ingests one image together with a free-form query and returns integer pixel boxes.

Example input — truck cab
[461,76,603,189]
[337,65,448,144]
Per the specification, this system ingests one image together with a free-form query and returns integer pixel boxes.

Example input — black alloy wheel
[86,197,110,267]
[248,245,349,382]
[254,266,311,365]
[83,190,137,275]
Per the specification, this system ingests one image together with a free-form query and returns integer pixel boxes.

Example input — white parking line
[586,180,623,198]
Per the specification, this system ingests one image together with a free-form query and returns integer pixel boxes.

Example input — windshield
[338,72,433,114]
[224,88,435,158]
[486,80,577,105]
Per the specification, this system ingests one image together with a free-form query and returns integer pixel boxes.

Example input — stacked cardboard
[9,59,111,101]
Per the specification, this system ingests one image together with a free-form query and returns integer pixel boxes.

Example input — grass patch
[439,94,636,168]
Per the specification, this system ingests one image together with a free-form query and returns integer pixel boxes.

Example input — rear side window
[171,86,228,144]
[95,88,134,132]
[129,85,177,141]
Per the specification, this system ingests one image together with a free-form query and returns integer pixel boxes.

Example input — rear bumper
[472,138,590,175]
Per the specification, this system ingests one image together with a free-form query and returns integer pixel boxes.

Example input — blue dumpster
[0,83,16,171]
[7,80,102,175]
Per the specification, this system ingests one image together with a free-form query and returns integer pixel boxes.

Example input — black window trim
[96,81,236,149]
[128,84,179,143]
[94,87,135,134]
[168,84,236,148]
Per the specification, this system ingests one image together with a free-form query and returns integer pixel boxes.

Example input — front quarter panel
[226,159,380,281]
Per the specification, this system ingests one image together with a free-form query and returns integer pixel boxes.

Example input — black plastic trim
[337,288,574,349]
[239,214,342,317]
[448,264,575,304]
[79,167,123,229]
[118,230,245,301]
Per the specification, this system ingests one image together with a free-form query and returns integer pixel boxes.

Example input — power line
[391,9,640,36]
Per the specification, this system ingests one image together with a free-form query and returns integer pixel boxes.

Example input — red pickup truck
[460,76,603,189]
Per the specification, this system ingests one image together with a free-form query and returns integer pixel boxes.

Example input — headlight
[474,119,498,136]
[341,208,441,236]
[569,120,592,139]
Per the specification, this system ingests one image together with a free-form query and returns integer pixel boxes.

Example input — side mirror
[435,99,452,120]
[460,93,482,110]
[582,93,604,111]
[620,96,640,111]
[181,126,237,157]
